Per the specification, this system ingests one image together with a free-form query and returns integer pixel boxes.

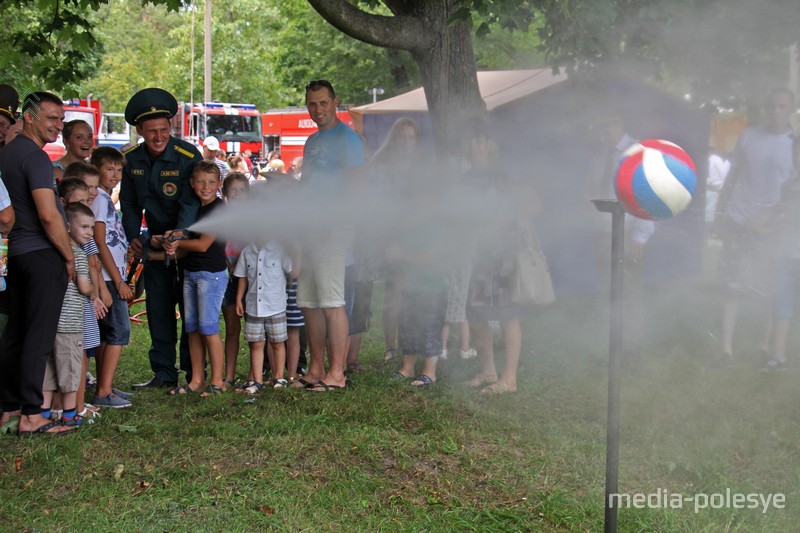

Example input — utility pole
[204,0,212,103]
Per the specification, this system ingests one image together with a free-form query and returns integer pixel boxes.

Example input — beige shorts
[297,230,352,309]
[43,332,83,393]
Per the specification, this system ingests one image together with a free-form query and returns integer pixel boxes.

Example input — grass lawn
[1,269,798,531]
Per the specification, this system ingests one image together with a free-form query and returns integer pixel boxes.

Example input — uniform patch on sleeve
[160,170,180,177]
[162,182,178,196]
[130,169,144,175]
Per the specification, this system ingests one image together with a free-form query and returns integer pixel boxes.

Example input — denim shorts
[99,280,131,345]
[183,269,228,335]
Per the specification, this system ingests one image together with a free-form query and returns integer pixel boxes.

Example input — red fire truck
[171,102,262,157]
[261,107,353,167]
[44,98,102,161]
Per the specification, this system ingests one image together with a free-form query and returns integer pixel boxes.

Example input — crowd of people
[0,79,540,436]
[0,79,797,436]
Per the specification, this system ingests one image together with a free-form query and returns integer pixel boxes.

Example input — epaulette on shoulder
[174,144,196,159]
[123,144,141,155]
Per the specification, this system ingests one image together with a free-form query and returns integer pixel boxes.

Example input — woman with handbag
[461,120,548,395]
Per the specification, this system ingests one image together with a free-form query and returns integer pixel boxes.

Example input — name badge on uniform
[162,182,178,196]
[130,169,144,175]
[160,170,180,177]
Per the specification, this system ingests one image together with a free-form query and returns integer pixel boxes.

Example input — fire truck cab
[172,102,262,157]
[262,107,353,168]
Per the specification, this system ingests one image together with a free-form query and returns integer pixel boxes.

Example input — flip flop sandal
[390,371,410,381]
[18,420,75,436]
[167,385,196,396]
[307,380,346,392]
[410,374,434,388]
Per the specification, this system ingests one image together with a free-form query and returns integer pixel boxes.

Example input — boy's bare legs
[95,343,123,398]
[222,305,241,384]
[248,341,266,384]
[203,333,225,389]
[186,331,207,391]
[286,327,301,380]
[270,341,286,381]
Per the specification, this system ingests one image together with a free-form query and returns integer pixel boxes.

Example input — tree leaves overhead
[3,0,797,111]
[0,0,103,97]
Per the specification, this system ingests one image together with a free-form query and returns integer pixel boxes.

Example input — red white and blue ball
[615,139,697,220]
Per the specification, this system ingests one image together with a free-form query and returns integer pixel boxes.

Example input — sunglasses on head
[306,79,334,92]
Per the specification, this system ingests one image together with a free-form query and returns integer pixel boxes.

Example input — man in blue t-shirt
[296,80,364,392]
[0,91,76,434]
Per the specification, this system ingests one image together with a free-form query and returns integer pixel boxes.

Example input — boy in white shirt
[234,241,299,392]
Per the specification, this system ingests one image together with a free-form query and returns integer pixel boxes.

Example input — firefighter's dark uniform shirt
[120,136,201,243]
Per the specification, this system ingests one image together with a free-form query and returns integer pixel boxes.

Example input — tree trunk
[410,1,485,154]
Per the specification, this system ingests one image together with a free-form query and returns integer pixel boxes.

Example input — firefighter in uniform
[121,88,201,388]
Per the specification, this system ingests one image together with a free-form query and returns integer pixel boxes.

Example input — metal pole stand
[592,199,626,533]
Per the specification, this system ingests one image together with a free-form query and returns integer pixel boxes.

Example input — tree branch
[307,0,429,53]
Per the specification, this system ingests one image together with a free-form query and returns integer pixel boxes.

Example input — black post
[592,199,626,533]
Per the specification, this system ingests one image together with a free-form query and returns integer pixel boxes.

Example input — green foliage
[0,0,103,97]
[76,0,419,111]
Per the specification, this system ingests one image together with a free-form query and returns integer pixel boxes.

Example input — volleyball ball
[615,139,697,220]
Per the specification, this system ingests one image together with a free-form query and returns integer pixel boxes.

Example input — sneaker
[112,388,134,400]
[759,358,787,372]
[93,393,132,409]
[460,348,477,359]
[439,348,448,360]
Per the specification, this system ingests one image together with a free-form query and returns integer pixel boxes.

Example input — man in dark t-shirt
[0,91,75,435]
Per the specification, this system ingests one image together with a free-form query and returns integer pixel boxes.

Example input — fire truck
[261,107,353,167]
[171,102,262,157]
[44,98,102,161]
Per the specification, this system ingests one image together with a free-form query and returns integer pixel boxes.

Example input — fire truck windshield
[204,115,260,142]
[65,111,95,133]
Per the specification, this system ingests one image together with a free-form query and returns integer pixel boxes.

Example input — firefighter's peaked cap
[125,88,178,126]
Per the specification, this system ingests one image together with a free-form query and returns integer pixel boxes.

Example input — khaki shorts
[297,230,352,309]
[43,332,83,393]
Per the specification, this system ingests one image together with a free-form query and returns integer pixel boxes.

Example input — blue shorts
[99,280,131,345]
[183,269,228,335]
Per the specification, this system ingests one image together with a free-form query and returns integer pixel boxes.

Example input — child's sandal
[273,378,289,389]
[243,382,264,395]
[235,380,256,393]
